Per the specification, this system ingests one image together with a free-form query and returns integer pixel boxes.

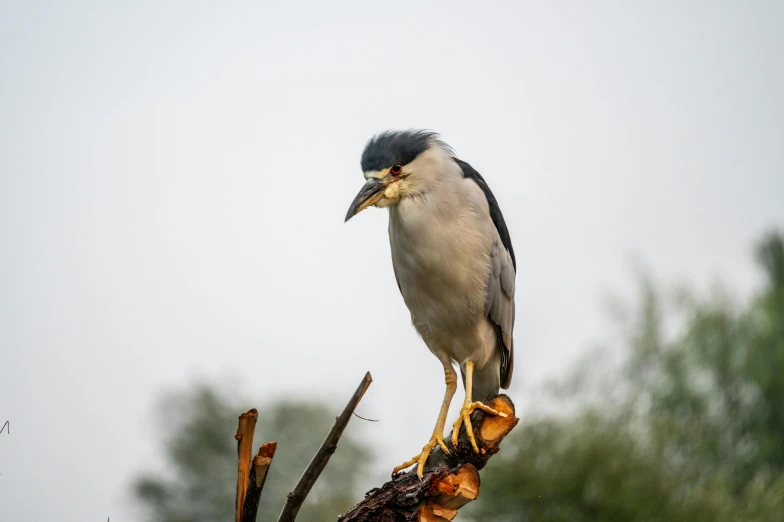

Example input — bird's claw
[451,401,508,453]
[392,433,450,479]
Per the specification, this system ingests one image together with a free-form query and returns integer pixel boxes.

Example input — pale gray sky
[1,1,782,521]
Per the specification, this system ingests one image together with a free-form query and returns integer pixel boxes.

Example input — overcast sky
[1,1,783,521]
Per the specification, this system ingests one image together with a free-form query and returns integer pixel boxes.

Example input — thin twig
[352,411,379,422]
[277,371,373,522]
[242,442,278,522]
[235,409,259,522]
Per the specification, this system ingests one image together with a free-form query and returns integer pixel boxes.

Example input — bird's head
[345,130,451,222]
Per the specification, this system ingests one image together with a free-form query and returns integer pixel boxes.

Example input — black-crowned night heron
[345,130,516,477]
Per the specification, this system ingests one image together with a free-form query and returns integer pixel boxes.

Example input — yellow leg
[393,361,457,478]
[451,361,508,453]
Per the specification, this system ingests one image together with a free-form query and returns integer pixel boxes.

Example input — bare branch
[242,442,278,522]
[277,371,373,522]
[235,409,258,522]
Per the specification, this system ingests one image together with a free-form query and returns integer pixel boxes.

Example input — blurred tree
[466,230,784,521]
[133,383,371,522]
[132,231,784,522]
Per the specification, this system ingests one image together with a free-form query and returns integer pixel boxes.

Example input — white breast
[388,177,495,363]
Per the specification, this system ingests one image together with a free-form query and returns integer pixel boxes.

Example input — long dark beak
[345,178,386,222]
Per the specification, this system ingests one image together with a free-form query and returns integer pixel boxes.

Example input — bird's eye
[390,164,402,175]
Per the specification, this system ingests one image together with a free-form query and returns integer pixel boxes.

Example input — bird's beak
[345,177,389,222]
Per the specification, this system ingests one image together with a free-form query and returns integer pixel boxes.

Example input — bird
[345,130,516,478]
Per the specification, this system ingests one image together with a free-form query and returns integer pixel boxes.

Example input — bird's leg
[451,361,508,453]
[392,361,457,478]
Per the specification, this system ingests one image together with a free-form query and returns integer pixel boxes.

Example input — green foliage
[133,384,370,522]
[467,230,784,521]
[132,230,784,522]
[467,415,737,522]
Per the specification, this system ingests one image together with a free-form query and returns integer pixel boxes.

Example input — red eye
[390,164,402,175]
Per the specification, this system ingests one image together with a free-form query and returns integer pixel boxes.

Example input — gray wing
[455,157,516,389]
[486,233,516,388]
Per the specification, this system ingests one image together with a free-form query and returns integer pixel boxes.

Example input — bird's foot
[392,433,450,479]
[451,401,508,453]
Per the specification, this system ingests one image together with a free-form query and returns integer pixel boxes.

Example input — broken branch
[235,409,259,522]
[242,442,278,522]
[338,394,518,521]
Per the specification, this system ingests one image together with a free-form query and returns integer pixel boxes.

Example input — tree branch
[242,442,278,522]
[277,371,373,522]
[338,395,518,522]
[235,409,258,522]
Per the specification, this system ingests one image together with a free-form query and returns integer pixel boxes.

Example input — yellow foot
[392,433,450,478]
[451,401,508,453]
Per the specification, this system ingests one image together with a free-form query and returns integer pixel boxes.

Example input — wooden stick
[242,442,278,522]
[338,395,518,521]
[277,372,373,522]
[235,409,259,522]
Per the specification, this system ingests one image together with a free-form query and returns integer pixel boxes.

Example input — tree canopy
[466,231,784,521]
[133,231,784,521]
[133,384,371,522]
